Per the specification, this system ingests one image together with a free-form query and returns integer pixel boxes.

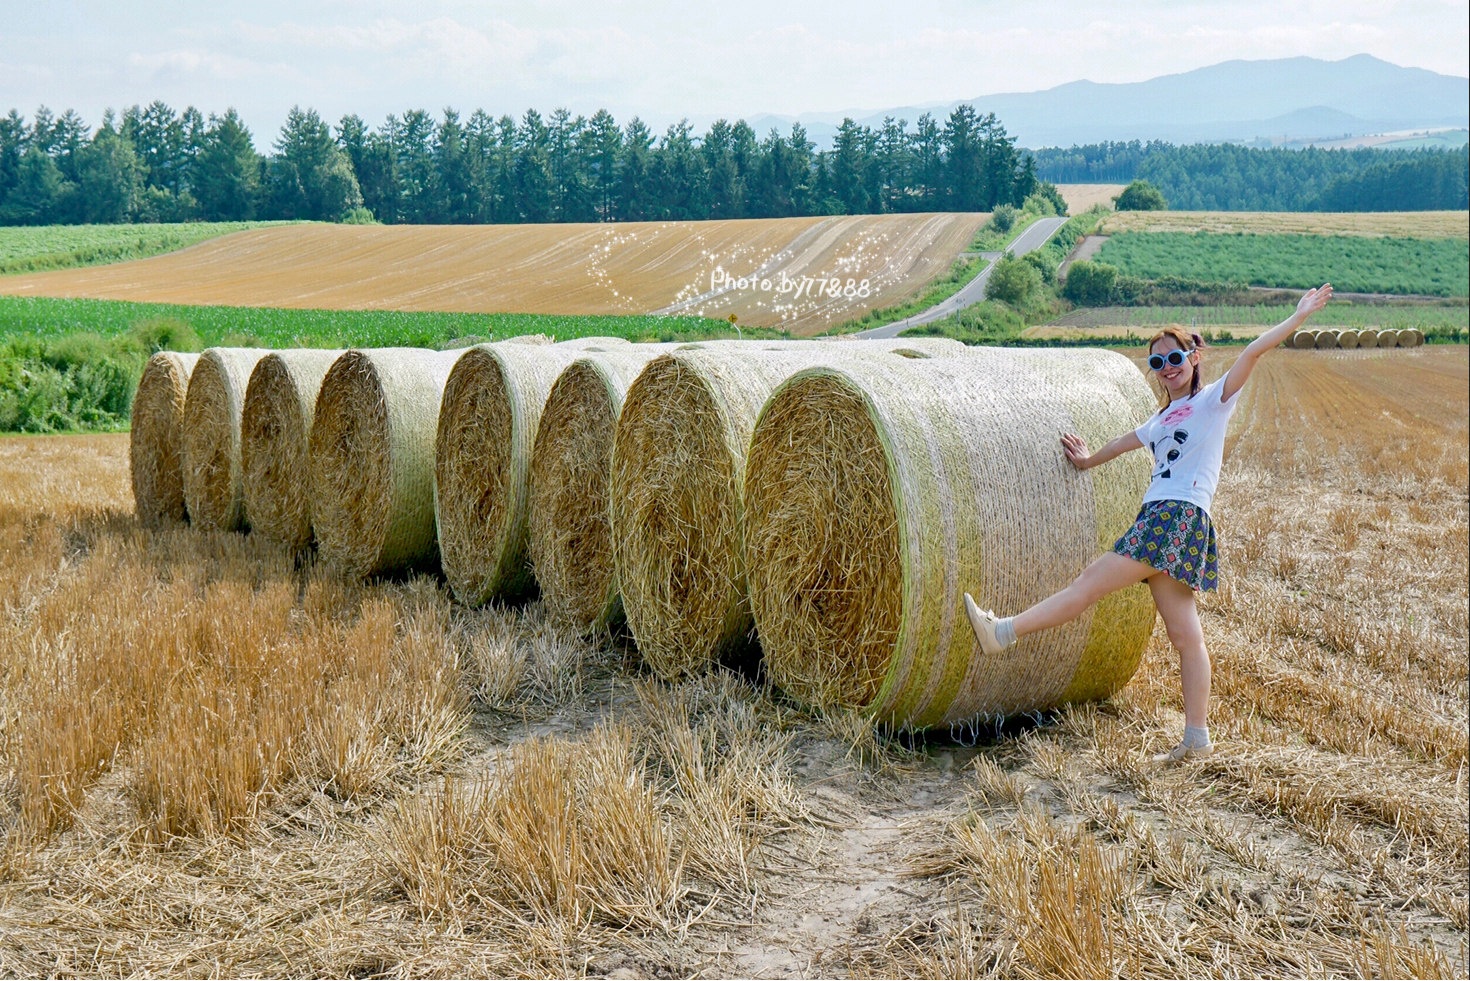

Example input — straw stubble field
[0,346,1464,978]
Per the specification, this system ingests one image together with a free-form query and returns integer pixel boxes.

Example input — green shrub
[984,254,1041,307]
[340,206,379,225]
[1114,180,1168,211]
[990,204,1019,234]
[1061,260,1118,306]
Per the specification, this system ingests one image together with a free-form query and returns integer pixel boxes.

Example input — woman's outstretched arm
[1062,430,1143,470]
[1221,283,1333,402]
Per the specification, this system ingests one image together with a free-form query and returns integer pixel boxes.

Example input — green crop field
[1094,232,1470,297]
[0,222,296,275]
[1046,303,1470,330]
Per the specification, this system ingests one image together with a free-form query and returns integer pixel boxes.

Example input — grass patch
[1095,232,1470,297]
[0,222,297,276]
[827,256,988,333]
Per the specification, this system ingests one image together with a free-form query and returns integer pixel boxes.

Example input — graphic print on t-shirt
[1149,403,1195,480]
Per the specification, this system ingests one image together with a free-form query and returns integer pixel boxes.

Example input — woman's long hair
[1147,325,1206,409]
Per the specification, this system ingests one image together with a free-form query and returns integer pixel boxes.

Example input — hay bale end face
[744,350,1157,728]
[130,351,200,528]
[1314,330,1340,350]
[241,350,343,553]
[1337,329,1360,350]
[435,344,581,606]
[1377,329,1401,348]
[1290,331,1317,349]
[182,347,270,532]
[528,348,679,633]
[1403,328,1425,347]
[310,348,460,579]
[1357,328,1380,348]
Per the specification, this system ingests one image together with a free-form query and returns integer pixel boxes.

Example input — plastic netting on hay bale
[1314,330,1340,350]
[182,347,270,532]
[435,344,583,605]
[528,347,685,633]
[241,349,343,553]
[1337,329,1361,350]
[1357,328,1380,348]
[130,351,200,528]
[609,338,966,680]
[743,350,1157,729]
[555,336,632,350]
[1377,329,1402,348]
[310,348,461,579]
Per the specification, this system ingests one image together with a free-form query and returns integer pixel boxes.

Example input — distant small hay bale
[1357,328,1380,348]
[310,348,461,579]
[744,350,1157,728]
[1290,331,1317,349]
[182,347,270,532]
[528,348,681,633]
[1314,330,1340,350]
[130,351,200,528]
[241,349,343,553]
[1337,329,1361,350]
[1377,329,1402,348]
[1403,328,1425,347]
[610,342,964,680]
[435,344,581,605]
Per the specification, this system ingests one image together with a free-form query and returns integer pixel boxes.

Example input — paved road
[855,215,1069,339]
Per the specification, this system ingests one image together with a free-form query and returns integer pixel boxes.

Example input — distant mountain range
[738,55,1469,150]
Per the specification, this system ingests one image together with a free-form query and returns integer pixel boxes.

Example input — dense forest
[1,103,1465,227]
[1032,140,1469,211]
[0,103,1039,226]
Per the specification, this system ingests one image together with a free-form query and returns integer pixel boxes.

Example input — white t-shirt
[1134,375,1241,515]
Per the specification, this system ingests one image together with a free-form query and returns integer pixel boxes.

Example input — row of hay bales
[1290,327,1425,350]
[130,336,1158,730]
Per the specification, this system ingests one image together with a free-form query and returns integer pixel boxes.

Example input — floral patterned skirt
[1112,499,1219,592]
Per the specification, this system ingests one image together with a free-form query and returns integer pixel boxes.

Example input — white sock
[1183,725,1211,749]
[995,617,1017,649]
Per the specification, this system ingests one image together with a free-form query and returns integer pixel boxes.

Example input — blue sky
[4,1,1466,137]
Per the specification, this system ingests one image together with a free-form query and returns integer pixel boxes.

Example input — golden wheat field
[0,214,986,335]
[1097,210,1470,239]
[1054,184,1128,213]
[0,346,1465,978]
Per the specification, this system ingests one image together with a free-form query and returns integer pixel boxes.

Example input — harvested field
[0,215,986,336]
[0,346,1464,977]
[1054,183,1126,212]
[1098,209,1469,238]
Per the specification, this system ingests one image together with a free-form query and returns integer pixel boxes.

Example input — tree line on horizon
[0,102,1465,227]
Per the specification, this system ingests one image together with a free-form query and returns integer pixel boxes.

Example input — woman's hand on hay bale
[1061,432,1092,469]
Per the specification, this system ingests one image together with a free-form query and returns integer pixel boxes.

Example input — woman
[964,283,1333,762]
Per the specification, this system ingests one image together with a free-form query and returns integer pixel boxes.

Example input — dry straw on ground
[609,339,964,680]
[435,344,580,606]
[309,347,461,579]
[744,350,1157,728]
[240,349,343,553]
[181,347,270,532]
[528,347,683,633]
[129,351,199,528]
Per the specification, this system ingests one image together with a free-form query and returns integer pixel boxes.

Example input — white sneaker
[1151,741,1215,764]
[963,592,1003,656]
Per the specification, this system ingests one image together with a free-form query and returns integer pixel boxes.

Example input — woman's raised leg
[1010,551,1156,639]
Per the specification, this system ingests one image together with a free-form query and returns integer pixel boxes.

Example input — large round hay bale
[130,351,200,528]
[310,348,461,579]
[1314,330,1340,350]
[1377,329,1401,348]
[528,347,686,633]
[182,347,271,532]
[556,336,631,350]
[1357,328,1379,348]
[1290,331,1317,349]
[1403,328,1425,347]
[240,349,344,553]
[435,344,583,605]
[744,350,1156,728]
[1337,329,1360,350]
[610,343,964,679]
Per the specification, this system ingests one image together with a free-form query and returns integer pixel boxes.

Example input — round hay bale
[528,347,684,632]
[240,349,344,553]
[310,348,462,579]
[130,351,200,528]
[1377,329,1401,348]
[435,344,582,605]
[744,350,1156,728]
[182,347,271,532]
[1403,328,1425,347]
[555,336,632,350]
[610,345,957,679]
[1313,330,1339,350]
[1357,328,1379,348]
[1290,331,1317,349]
[1337,329,1360,350]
